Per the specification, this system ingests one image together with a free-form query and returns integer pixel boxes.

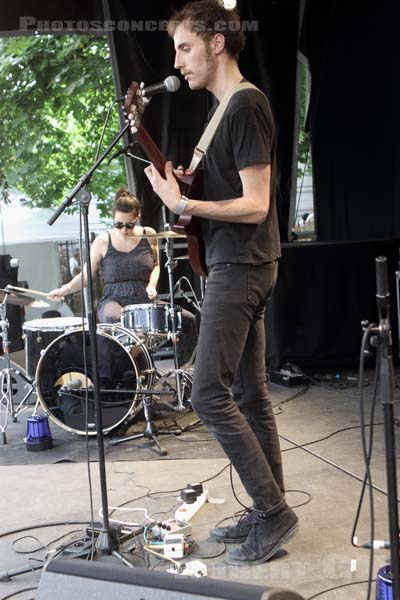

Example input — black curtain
[300,0,400,241]
[266,239,400,369]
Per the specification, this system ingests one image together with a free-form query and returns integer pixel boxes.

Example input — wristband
[175,195,188,216]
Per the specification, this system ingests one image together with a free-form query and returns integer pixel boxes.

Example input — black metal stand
[46,122,132,556]
[110,389,181,456]
[163,233,186,410]
[0,295,34,444]
[375,256,400,600]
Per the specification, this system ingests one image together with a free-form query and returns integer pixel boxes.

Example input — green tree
[0,34,126,216]
[297,62,312,179]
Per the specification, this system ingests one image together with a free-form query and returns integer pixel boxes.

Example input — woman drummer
[48,188,159,321]
[48,188,197,367]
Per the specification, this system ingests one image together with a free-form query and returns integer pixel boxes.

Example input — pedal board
[269,369,306,387]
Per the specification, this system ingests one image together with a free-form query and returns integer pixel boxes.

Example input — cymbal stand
[0,294,34,444]
[173,277,201,368]
[163,230,186,410]
[110,389,181,456]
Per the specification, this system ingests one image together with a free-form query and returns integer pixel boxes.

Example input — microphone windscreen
[165,75,181,93]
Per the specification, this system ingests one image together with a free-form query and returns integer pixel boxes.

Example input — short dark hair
[112,188,140,217]
[167,0,246,60]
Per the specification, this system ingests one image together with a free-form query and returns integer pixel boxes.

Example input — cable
[11,535,46,555]
[272,384,310,414]
[350,323,380,600]
[299,371,362,394]
[279,433,392,497]
[94,100,114,162]
[190,540,227,560]
[109,463,230,515]
[143,545,181,569]
[0,521,91,541]
[281,422,384,453]
[0,588,37,600]
[305,578,376,599]
[285,489,312,509]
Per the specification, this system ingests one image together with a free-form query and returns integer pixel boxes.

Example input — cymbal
[6,284,50,299]
[0,288,50,308]
[130,231,187,240]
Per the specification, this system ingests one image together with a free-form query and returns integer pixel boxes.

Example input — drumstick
[6,285,53,298]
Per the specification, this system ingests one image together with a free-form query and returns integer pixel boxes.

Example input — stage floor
[0,360,399,599]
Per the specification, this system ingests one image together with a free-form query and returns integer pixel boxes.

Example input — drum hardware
[0,285,50,308]
[109,388,182,456]
[0,291,34,444]
[160,225,194,411]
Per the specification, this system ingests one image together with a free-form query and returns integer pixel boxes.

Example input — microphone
[173,279,182,295]
[140,76,181,98]
[115,76,181,102]
[59,379,83,393]
[376,256,390,320]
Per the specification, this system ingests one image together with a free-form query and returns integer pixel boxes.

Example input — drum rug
[0,392,224,466]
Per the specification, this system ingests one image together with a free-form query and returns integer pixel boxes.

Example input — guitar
[124,81,208,278]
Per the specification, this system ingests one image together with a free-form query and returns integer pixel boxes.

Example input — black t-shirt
[201,86,281,266]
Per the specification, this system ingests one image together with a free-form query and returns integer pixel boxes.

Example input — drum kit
[0,230,200,451]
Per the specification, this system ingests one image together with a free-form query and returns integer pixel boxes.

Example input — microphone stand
[374,256,400,599]
[47,122,131,556]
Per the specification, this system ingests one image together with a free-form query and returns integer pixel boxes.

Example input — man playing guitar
[144,0,298,566]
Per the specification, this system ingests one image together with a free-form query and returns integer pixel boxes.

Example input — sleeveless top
[98,231,155,308]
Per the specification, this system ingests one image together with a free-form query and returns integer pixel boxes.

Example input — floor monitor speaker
[36,558,305,600]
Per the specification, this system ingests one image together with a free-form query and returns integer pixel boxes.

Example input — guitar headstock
[124,81,149,134]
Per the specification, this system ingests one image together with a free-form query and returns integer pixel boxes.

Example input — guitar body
[125,81,208,278]
[173,170,208,278]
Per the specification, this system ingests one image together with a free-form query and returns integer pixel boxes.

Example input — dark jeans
[191,262,285,514]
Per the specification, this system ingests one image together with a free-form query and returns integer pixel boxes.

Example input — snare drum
[22,317,85,380]
[121,303,182,336]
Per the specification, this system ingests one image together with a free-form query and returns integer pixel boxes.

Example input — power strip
[174,490,208,523]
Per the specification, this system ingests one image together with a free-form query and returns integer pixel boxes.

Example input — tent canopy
[0,189,109,246]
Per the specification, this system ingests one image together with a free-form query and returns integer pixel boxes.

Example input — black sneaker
[210,509,254,544]
[226,505,299,566]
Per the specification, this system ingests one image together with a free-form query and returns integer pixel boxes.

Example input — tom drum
[121,303,182,337]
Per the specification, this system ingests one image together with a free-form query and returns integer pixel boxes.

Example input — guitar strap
[188,81,258,173]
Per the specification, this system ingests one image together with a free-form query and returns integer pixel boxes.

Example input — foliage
[297,62,312,179]
[0,34,127,216]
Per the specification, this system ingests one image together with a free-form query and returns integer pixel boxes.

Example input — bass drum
[35,324,154,436]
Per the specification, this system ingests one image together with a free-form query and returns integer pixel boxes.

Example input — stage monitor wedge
[36,558,305,600]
